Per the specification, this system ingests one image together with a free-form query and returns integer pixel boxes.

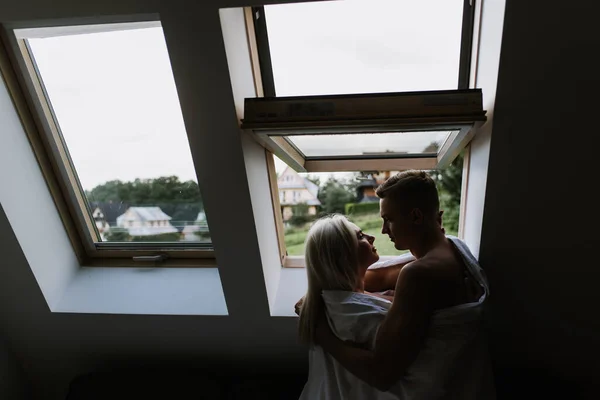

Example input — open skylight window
[244,0,481,173]
[241,89,485,172]
[257,0,469,97]
[285,131,451,157]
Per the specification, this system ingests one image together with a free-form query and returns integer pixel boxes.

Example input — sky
[25,0,463,190]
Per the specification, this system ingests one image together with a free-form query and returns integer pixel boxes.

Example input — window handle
[132,254,168,263]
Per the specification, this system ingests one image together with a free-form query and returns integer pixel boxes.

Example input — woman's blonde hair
[298,214,360,345]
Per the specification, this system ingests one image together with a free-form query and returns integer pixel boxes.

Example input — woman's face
[354,226,379,269]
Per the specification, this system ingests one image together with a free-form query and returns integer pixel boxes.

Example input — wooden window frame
[0,21,216,268]
[243,4,480,268]
[243,2,484,175]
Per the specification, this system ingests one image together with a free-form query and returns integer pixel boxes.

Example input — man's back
[409,238,485,312]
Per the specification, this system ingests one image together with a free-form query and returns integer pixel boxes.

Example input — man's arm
[364,256,415,292]
[317,263,438,391]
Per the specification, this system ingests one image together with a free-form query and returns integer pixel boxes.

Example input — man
[305,170,494,397]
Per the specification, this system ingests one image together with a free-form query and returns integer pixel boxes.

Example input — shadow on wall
[65,367,307,400]
[492,364,598,400]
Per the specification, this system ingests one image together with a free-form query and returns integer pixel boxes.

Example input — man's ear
[410,208,424,224]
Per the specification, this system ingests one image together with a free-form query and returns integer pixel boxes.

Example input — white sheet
[298,236,496,400]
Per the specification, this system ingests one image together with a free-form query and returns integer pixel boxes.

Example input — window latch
[132,254,169,263]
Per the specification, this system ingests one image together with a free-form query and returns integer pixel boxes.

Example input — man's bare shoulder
[400,247,460,282]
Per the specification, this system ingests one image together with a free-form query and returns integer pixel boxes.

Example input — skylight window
[241,1,480,265]
[5,21,213,264]
[261,0,465,96]
[285,131,451,158]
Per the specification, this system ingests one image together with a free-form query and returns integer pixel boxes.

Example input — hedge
[345,201,380,216]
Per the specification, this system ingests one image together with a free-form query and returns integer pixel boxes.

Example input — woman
[297,214,493,399]
[298,214,406,399]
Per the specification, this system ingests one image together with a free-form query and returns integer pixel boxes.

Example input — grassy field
[284,212,458,256]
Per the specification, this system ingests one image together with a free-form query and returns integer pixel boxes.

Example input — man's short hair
[375,170,440,216]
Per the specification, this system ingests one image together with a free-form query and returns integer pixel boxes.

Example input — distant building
[89,201,130,240]
[356,171,400,202]
[277,167,321,221]
[181,211,210,241]
[116,206,178,237]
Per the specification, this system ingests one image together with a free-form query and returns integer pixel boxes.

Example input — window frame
[241,94,483,174]
[244,1,484,174]
[251,0,476,97]
[243,3,479,267]
[0,19,216,267]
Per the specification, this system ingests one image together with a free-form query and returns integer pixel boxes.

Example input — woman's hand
[365,290,395,302]
[294,296,305,316]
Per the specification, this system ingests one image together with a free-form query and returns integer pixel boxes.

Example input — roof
[357,179,378,188]
[303,178,319,198]
[278,166,320,199]
[117,207,173,224]
[89,201,130,224]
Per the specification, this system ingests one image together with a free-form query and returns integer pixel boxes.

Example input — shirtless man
[314,170,485,391]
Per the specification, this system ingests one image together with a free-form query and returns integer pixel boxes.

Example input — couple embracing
[296,170,495,400]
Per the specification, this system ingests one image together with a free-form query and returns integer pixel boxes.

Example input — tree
[318,176,357,215]
[305,175,321,187]
[87,176,204,222]
[429,153,464,233]
[289,202,312,227]
[104,229,130,242]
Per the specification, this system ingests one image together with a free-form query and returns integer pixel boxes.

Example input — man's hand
[316,263,438,391]
[294,296,305,316]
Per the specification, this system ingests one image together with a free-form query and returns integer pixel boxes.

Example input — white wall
[0,336,28,400]
[0,201,304,399]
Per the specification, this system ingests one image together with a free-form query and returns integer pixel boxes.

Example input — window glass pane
[27,25,210,243]
[264,0,464,96]
[285,131,452,157]
[273,155,463,258]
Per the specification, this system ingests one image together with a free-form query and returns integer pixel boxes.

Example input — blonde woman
[297,214,410,399]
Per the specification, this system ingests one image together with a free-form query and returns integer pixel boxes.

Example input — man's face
[380,197,412,250]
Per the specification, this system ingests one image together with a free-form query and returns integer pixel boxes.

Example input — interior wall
[0,2,313,399]
[479,0,600,394]
[0,203,304,400]
[0,334,28,400]
[0,0,598,398]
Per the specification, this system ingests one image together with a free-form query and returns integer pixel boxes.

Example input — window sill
[271,267,306,317]
[55,266,228,315]
[0,70,228,316]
